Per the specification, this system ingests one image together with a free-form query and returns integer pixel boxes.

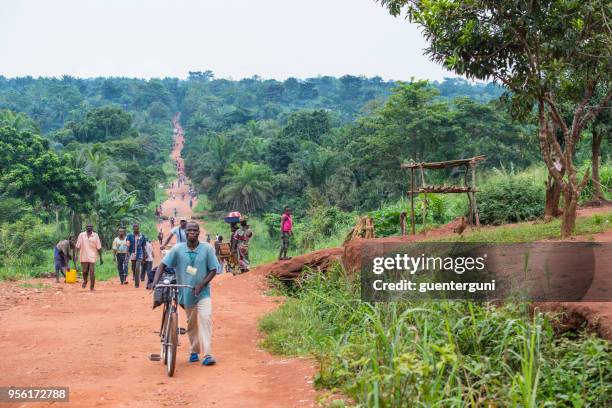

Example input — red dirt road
[0,119,318,407]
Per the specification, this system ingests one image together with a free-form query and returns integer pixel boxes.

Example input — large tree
[0,126,96,212]
[379,0,612,237]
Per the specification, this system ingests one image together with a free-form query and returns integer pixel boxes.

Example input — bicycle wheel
[160,304,168,365]
[166,310,178,377]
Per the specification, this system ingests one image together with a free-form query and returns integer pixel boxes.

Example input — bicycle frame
[154,282,193,376]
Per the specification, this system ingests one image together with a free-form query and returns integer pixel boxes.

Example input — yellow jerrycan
[65,268,77,283]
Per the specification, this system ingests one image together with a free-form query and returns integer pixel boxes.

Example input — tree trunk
[544,176,562,220]
[592,129,603,202]
[560,190,579,238]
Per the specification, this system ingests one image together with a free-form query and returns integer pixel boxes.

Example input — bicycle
[149,276,193,377]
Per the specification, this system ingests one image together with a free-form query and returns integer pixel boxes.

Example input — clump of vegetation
[478,177,545,225]
[260,264,612,407]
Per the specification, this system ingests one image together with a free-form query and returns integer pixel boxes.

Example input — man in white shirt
[161,217,188,250]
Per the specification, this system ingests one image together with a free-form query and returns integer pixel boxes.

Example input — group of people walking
[111,224,155,288]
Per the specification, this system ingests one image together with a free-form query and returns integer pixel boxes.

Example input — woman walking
[233,218,253,274]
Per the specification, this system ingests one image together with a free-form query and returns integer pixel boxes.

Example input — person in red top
[279,207,293,260]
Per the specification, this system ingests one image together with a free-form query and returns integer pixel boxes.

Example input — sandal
[202,355,216,366]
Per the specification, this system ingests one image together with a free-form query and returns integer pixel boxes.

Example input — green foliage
[434,211,612,244]
[260,265,612,407]
[219,162,274,213]
[294,206,352,251]
[478,175,545,225]
[369,195,449,237]
[68,105,135,143]
[91,180,146,248]
[0,125,96,211]
[263,213,281,239]
[0,215,60,273]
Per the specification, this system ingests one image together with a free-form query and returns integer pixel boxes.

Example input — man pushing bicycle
[152,221,221,366]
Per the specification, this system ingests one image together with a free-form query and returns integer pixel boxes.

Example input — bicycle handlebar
[155,284,194,289]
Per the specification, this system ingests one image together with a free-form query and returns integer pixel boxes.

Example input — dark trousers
[279,231,290,259]
[81,262,95,290]
[131,259,144,288]
[144,261,153,287]
[116,253,128,283]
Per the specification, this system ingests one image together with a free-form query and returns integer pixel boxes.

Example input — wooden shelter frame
[401,155,486,235]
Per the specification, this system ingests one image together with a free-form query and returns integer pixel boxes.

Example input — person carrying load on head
[233,217,253,273]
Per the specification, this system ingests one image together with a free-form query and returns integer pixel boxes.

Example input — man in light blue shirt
[161,217,188,250]
[152,221,221,366]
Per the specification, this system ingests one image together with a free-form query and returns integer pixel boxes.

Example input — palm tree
[219,162,274,213]
[298,147,336,188]
[91,180,145,247]
[74,146,126,191]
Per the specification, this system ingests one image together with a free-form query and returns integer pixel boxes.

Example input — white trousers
[185,297,212,356]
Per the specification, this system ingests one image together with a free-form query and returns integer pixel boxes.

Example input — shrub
[478,178,545,225]
[0,215,58,269]
[369,195,448,237]
[263,212,281,239]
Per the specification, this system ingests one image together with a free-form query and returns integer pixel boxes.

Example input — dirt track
[0,120,318,407]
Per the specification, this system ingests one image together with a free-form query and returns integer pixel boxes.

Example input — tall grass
[260,265,612,407]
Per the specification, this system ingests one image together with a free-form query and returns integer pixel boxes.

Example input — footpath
[0,118,318,408]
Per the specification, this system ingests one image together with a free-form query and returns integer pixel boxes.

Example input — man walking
[112,227,129,284]
[75,224,103,290]
[143,238,154,287]
[279,207,293,260]
[161,217,188,250]
[55,236,76,283]
[127,223,147,288]
[152,221,221,366]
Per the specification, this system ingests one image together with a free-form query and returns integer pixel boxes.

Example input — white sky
[1,0,453,81]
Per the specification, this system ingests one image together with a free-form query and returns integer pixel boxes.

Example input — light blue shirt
[161,242,221,307]
[171,226,187,243]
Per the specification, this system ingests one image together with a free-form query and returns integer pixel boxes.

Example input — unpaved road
[0,120,318,407]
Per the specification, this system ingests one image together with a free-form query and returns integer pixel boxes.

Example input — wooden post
[419,164,427,227]
[464,164,473,225]
[410,168,416,235]
[471,162,481,228]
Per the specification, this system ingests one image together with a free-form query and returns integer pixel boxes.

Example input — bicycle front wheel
[166,311,178,377]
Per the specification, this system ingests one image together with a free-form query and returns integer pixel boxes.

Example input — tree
[70,105,134,143]
[73,146,126,191]
[0,126,96,212]
[91,180,145,247]
[0,109,39,133]
[379,0,612,237]
[219,162,274,213]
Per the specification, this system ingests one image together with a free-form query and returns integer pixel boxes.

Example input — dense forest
[0,72,609,275]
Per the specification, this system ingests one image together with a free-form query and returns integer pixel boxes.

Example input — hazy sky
[1,0,453,81]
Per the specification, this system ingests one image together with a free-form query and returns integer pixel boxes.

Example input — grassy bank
[260,265,612,407]
[259,211,612,406]
[434,211,612,243]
